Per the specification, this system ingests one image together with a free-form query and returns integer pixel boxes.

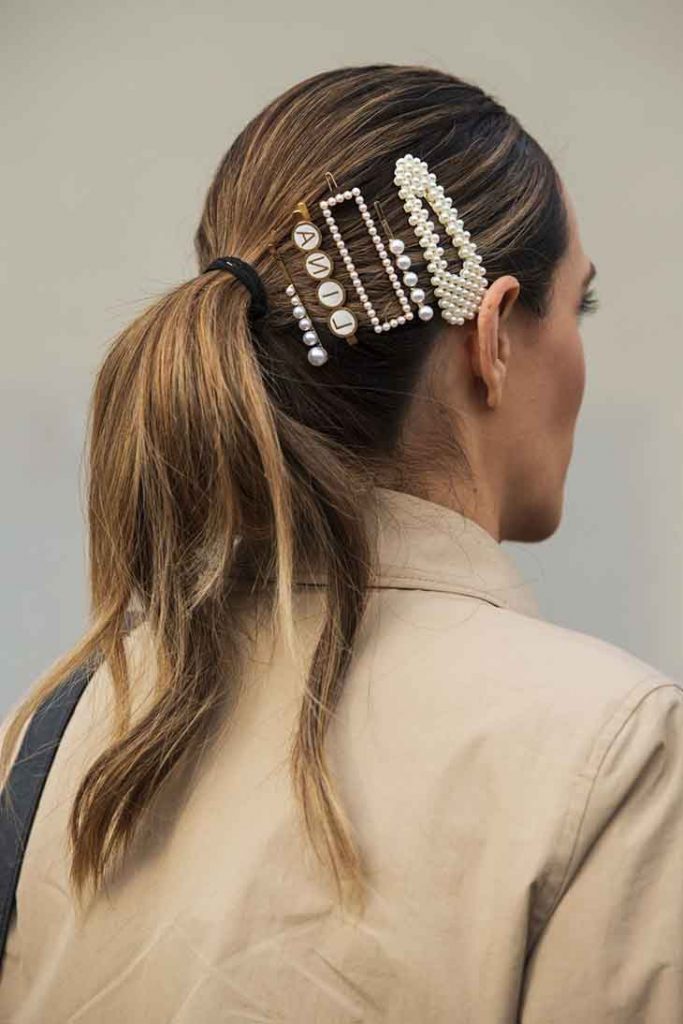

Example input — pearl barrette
[393,154,488,325]
[319,185,414,334]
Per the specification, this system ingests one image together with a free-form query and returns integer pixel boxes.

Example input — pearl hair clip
[393,154,488,325]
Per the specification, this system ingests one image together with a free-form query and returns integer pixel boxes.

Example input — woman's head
[1,63,595,914]
[193,62,586,540]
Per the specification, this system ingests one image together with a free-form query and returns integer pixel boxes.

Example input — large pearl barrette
[393,154,488,325]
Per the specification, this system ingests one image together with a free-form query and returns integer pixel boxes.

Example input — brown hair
[0,63,567,915]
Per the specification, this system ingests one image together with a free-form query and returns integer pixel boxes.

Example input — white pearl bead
[292,305,306,319]
[302,330,318,345]
[403,271,418,287]
[418,305,434,321]
[286,284,296,297]
[389,238,405,255]
[298,317,312,331]
[308,344,328,366]
[396,254,411,270]
[410,288,425,303]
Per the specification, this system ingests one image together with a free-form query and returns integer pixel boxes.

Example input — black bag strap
[0,659,100,967]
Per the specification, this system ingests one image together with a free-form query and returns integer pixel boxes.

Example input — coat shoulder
[358,588,681,772]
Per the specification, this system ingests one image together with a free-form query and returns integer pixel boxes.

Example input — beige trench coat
[1,486,682,1023]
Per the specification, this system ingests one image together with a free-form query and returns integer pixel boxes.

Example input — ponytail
[1,267,374,914]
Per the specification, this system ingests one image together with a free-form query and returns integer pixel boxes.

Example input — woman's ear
[466,275,520,409]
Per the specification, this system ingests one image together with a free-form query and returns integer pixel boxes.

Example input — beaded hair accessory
[275,152,488,367]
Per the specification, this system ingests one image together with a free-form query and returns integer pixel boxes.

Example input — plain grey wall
[2,0,681,715]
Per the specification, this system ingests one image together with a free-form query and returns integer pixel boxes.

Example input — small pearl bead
[308,344,328,366]
[403,271,418,288]
[410,288,426,303]
[389,239,405,255]
[302,330,318,346]
[396,254,411,270]
[418,305,434,321]
[298,317,312,331]
[292,305,306,319]
[286,284,296,297]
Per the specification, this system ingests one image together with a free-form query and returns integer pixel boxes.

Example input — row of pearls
[319,188,414,335]
[284,273,329,366]
[393,154,488,326]
[386,237,433,322]
[291,219,358,343]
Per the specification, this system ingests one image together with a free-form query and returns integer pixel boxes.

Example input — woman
[1,63,681,1022]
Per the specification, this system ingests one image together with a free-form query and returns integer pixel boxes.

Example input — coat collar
[231,486,541,619]
[357,487,541,618]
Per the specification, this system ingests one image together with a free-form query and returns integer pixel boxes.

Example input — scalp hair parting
[0,63,568,915]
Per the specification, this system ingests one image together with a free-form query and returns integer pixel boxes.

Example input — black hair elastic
[203,256,269,321]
